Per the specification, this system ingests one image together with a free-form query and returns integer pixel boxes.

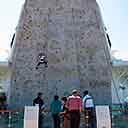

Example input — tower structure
[10,0,112,108]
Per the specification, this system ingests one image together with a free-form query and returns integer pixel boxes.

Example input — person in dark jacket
[0,92,7,110]
[33,92,44,128]
[33,92,44,109]
[50,95,62,128]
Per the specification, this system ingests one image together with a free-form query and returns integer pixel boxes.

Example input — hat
[72,89,77,93]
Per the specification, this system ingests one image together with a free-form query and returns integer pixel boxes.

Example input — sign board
[24,106,39,128]
[96,106,111,128]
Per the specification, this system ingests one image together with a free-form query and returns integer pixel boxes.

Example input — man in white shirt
[83,90,95,128]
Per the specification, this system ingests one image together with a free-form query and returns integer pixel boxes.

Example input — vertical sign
[24,106,39,128]
[96,106,111,128]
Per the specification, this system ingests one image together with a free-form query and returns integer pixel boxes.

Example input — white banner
[24,106,39,128]
[96,106,111,128]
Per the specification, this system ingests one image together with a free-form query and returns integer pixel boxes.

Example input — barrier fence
[0,108,128,128]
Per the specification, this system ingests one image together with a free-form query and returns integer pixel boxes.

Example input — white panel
[24,106,39,128]
[96,106,111,128]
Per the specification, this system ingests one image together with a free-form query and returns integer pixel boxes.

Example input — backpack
[84,96,93,108]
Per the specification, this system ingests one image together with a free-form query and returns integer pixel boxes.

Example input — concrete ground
[0,112,128,128]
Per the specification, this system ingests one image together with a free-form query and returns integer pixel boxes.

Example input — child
[60,97,69,128]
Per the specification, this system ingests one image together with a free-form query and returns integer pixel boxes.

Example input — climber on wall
[36,53,48,69]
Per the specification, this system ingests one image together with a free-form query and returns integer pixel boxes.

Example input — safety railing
[0,108,128,128]
[0,110,23,128]
[111,105,128,128]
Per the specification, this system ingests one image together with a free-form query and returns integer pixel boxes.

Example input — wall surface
[10,0,112,108]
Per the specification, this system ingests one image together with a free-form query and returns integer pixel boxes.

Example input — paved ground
[0,113,128,128]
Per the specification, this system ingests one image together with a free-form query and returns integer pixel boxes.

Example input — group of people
[33,89,95,128]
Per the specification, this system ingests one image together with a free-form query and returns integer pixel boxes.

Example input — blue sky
[0,0,128,61]
[97,0,128,60]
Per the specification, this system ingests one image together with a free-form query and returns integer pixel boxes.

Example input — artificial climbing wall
[10,0,112,108]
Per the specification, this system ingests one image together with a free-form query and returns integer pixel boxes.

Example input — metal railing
[0,108,128,128]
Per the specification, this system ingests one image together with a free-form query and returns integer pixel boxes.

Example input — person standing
[66,89,82,128]
[83,90,95,128]
[33,92,44,109]
[0,92,7,117]
[60,97,69,128]
[0,93,7,110]
[33,92,44,128]
[50,95,62,128]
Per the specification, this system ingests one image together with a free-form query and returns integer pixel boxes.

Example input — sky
[0,0,128,61]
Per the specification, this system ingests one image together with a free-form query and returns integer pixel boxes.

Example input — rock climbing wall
[10,0,112,108]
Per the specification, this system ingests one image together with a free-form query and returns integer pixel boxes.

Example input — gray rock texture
[10,0,112,108]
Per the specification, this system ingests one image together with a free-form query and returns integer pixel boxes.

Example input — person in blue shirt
[50,95,62,128]
[83,90,95,128]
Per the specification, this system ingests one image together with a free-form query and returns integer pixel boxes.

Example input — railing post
[85,111,90,128]
[8,112,12,128]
